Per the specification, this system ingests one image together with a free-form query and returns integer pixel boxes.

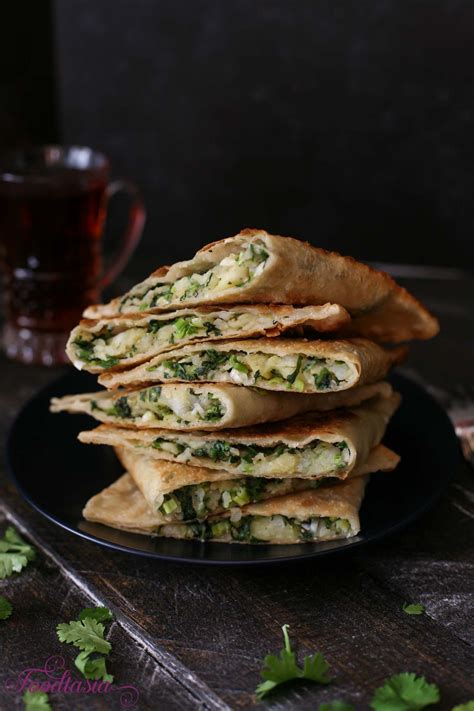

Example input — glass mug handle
[99,179,146,288]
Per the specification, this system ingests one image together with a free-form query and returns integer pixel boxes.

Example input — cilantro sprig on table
[0,526,36,578]
[78,606,113,623]
[370,673,440,710]
[22,690,52,710]
[255,624,330,700]
[57,606,114,683]
[254,625,454,708]
[0,531,118,705]
[75,650,113,683]
[403,602,425,616]
[0,595,13,620]
[56,617,112,654]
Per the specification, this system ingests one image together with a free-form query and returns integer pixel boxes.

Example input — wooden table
[1,270,474,710]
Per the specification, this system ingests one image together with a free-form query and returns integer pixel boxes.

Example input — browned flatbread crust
[83,228,438,343]
[82,473,163,534]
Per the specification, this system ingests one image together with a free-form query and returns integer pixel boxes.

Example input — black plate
[6,370,458,566]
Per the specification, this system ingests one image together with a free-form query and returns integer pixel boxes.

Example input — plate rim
[5,369,460,566]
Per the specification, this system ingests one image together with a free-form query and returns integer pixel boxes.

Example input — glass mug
[0,146,145,365]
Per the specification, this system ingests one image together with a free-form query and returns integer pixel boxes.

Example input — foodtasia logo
[5,655,139,708]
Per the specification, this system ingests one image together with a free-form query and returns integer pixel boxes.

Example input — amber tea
[0,147,144,365]
[0,173,106,331]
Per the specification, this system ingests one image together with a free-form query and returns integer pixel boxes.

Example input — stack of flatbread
[51,229,438,545]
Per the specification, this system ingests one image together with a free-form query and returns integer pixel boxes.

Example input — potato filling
[157,514,352,543]
[71,311,262,370]
[149,436,350,477]
[118,242,269,312]
[158,476,319,521]
[152,349,351,391]
[89,386,225,426]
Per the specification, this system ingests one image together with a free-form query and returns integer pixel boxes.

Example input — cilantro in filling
[118,241,269,313]
[149,436,350,477]
[157,477,321,521]
[157,514,352,543]
[71,311,260,370]
[73,337,120,369]
[151,349,351,391]
[88,387,225,425]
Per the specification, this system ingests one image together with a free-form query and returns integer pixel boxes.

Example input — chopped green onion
[161,498,179,515]
[228,354,249,374]
[232,488,251,506]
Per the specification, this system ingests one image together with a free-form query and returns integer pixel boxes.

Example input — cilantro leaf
[59,608,114,684]
[78,606,113,623]
[23,690,52,710]
[0,596,13,620]
[452,703,474,711]
[256,626,300,698]
[301,651,331,683]
[255,624,331,700]
[3,526,34,550]
[0,553,29,578]
[319,702,355,711]
[286,355,302,384]
[370,672,440,711]
[402,603,425,616]
[56,618,111,654]
[0,526,36,579]
[75,650,114,682]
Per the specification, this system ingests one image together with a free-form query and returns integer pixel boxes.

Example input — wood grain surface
[0,272,473,710]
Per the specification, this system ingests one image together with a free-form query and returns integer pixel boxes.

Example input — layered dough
[158,476,369,544]
[57,228,420,546]
[99,337,406,391]
[67,303,350,374]
[83,472,370,543]
[78,387,400,478]
[52,381,382,431]
[117,443,399,523]
[84,228,439,343]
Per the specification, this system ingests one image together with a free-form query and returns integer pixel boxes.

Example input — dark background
[1,0,474,270]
